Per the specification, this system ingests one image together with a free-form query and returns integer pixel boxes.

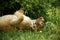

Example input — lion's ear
[37,16,44,21]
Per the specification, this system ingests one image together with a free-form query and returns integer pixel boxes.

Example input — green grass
[0,5,60,40]
[0,21,60,40]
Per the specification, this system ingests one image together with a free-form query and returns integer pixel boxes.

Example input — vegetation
[0,0,60,40]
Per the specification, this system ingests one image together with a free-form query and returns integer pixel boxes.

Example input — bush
[0,0,60,40]
[20,0,48,21]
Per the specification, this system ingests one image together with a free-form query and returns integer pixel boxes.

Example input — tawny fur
[17,15,32,30]
[0,10,23,31]
[33,17,44,31]
[0,9,44,31]
[16,13,44,31]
